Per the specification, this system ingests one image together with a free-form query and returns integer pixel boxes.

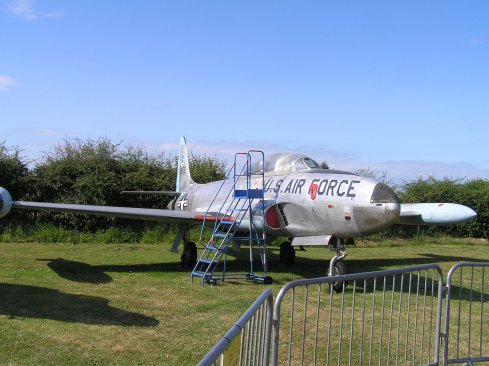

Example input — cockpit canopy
[251,153,326,174]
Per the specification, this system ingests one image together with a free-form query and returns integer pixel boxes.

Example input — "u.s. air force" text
[264,178,360,198]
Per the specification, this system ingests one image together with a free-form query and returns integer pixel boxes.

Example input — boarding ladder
[191,151,271,286]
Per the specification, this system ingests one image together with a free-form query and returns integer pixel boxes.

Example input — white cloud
[9,0,36,19]
[360,160,489,184]
[0,75,17,91]
[9,0,63,20]
[12,127,73,137]
[182,140,489,184]
[13,134,487,184]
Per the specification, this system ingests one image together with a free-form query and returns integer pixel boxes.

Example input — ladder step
[197,259,213,264]
[206,245,226,252]
[219,220,234,225]
[234,189,264,199]
[247,189,264,199]
[231,236,252,240]
[191,271,206,278]
[191,271,222,282]
[212,233,227,238]
[192,150,267,286]
[234,189,248,198]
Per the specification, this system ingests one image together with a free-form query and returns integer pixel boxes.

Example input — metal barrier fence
[199,262,489,366]
[443,262,489,365]
[197,288,273,366]
[271,264,444,366]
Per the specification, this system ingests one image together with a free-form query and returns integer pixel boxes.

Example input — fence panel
[444,262,489,365]
[271,264,444,366]
[200,262,489,365]
[198,288,273,366]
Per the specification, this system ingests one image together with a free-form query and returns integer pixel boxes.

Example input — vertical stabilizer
[177,136,195,192]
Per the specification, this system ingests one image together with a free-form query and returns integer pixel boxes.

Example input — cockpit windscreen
[251,153,325,174]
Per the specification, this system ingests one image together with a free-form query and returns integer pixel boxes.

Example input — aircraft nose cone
[371,183,401,225]
[385,201,401,225]
[354,183,400,236]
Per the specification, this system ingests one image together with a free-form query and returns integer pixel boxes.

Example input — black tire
[280,241,295,264]
[328,260,348,293]
[181,241,197,268]
[263,276,273,285]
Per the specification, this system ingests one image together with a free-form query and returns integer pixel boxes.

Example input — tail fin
[177,136,195,192]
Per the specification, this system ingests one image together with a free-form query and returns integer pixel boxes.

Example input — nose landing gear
[278,236,350,292]
[328,237,348,292]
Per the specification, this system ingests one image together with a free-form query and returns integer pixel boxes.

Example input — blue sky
[1,0,488,183]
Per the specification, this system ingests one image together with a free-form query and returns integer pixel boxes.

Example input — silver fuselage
[177,169,400,240]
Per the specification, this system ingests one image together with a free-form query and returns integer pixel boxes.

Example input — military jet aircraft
[0,137,477,282]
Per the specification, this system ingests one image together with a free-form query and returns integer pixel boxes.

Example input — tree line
[0,138,226,232]
[0,139,487,239]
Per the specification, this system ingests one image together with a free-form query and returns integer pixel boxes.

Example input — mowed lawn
[0,238,488,365]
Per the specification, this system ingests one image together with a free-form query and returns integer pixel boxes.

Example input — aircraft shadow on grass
[38,250,487,300]
[263,249,486,280]
[0,283,159,326]
[37,258,184,284]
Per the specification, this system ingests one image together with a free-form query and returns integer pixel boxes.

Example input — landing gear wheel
[181,241,197,268]
[280,241,295,264]
[263,276,273,285]
[328,260,348,293]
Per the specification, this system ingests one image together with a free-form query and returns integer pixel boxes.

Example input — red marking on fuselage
[310,183,318,200]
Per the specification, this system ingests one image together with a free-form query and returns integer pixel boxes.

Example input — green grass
[0,238,488,365]
[0,224,181,244]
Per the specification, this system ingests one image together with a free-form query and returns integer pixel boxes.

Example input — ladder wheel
[181,241,197,268]
[280,241,295,264]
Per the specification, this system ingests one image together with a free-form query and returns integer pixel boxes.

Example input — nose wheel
[328,259,347,292]
[328,237,348,292]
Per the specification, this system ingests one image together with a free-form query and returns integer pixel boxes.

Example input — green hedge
[1,139,487,240]
[0,138,225,233]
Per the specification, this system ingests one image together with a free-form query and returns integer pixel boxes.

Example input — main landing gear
[180,229,197,268]
[280,241,295,264]
[181,241,197,268]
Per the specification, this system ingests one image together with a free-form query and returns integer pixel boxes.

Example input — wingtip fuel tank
[0,187,13,218]
[399,203,477,225]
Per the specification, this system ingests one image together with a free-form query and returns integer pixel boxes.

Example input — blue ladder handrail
[191,149,269,285]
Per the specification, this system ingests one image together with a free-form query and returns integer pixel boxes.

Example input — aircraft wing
[11,201,214,224]
[398,203,477,225]
[121,190,180,197]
